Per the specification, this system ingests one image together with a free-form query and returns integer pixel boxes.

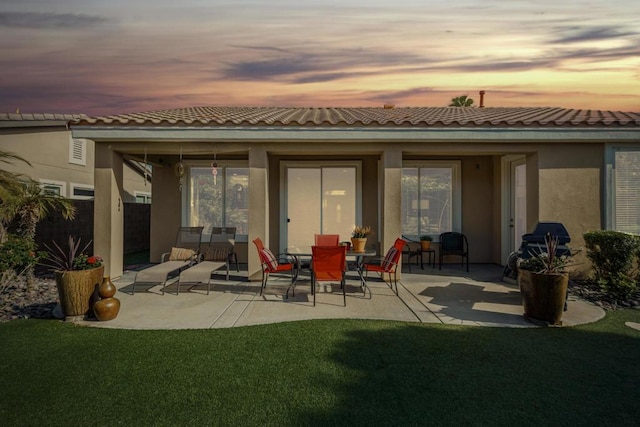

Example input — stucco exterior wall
[149,161,182,262]
[491,156,504,263]
[461,156,495,263]
[536,144,604,276]
[0,128,93,192]
[0,127,150,200]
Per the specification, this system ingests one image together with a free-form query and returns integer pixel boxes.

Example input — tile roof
[72,106,640,128]
[0,112,87,121]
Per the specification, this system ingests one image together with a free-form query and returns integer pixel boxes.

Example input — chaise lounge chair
[176,260,227,295]
[175,228,238,294]
[132,226,203,295]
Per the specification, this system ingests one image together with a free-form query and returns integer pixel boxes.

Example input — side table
[420,249,436,269]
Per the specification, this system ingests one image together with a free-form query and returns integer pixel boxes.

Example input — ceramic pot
[351,237,367,253]
[98,276,117,298]
[54,266,105,317]
[518,270,569,326]
[94,297,121,321]
[420,241,431,251]
[93,276,121,321]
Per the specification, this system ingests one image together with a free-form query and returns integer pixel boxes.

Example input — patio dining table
[285,246,377,287]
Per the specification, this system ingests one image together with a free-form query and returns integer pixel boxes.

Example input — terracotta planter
[54,266,104,317]
[351,237,367,253]
[518,270,569,326]
[420,241,431,251]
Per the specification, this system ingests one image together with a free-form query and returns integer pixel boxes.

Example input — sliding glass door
[283,163,360,250]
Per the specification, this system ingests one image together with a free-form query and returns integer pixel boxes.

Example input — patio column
[381,148,403,276]
[248,147,269,281]
[94,142,124,278]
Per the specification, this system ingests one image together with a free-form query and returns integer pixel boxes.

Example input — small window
[43,184,63,196]
[71,184,94,200]
[135,192,152,204]
[39,179,66,197]
[69,138,87,166]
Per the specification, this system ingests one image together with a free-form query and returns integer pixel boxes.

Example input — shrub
[0,235,39,273]
[0,235,40,295]
[583,230,640,299]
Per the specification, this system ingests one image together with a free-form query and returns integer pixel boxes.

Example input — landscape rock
[0,276,59,322]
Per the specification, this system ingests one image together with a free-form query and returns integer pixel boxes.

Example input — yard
[1,310,639,426]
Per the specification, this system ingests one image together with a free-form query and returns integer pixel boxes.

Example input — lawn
[1,310,639,426]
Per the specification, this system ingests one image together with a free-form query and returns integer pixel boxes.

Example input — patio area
[80,264,605,330]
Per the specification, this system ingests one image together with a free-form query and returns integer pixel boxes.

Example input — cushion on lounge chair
[169,247,196,261]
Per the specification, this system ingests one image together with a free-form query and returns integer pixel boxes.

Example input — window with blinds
[69,138,87,166]
[615,150,640,234]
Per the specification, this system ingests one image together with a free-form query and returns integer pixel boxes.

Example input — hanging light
[174,145,185,191]
[211,147,218,185]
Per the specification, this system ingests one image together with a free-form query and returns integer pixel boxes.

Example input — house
[0,112,151,203]
[69,106,640,279]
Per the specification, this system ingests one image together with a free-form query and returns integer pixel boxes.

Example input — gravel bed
[569,280,640,311]
[0,276,59,322]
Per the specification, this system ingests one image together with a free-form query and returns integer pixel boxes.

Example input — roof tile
[6,107,640,128]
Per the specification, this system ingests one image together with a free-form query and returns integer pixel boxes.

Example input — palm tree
[0,151,75,286]
[1,181,75,286]
[449,95,474,107]
[0,150,31,243]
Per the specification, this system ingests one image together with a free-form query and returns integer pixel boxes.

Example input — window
[401,161,461,240]
[135,192,152,204]
[69,138,87,166]
[71,184,94,200]
[613,150,640,234]
[39,179,66,197]
[187,164,248,237]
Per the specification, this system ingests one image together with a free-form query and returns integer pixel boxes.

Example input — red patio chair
[253,238,298,297]
[314,234,340,246]
[363,238,407,295]
[311,245,347,306]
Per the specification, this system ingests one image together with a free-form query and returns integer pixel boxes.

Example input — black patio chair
[439,232,469,272]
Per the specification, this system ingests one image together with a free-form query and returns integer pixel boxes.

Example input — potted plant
[351,225,372,253]
[419,235,433,251]
[517,233,572,326]
[41,236,104,318]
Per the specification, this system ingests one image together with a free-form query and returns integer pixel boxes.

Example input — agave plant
[40,236,102,272]
[517,233,572,274]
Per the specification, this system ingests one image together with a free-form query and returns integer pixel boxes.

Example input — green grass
[1,311,640,426]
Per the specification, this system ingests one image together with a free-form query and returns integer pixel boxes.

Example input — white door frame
[501,155,527,264]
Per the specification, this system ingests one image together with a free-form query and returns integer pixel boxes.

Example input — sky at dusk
[1,0,639,115]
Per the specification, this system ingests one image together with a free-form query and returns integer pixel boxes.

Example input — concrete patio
[80,264,605,330]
